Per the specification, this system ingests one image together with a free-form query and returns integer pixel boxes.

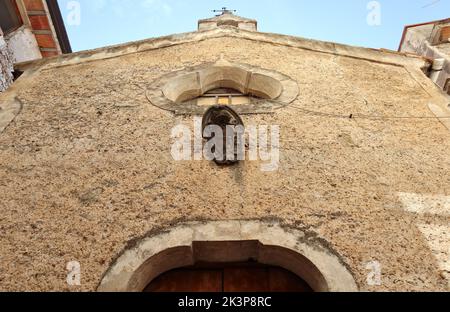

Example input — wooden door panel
[145,269,222,292]
[223,268,269,292]
[268,268,313,292]
[145,264,313,292]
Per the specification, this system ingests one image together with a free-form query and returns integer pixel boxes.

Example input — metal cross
[212,7,236,16]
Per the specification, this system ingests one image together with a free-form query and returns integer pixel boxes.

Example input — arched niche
[146,60,299,115]
[162,64,283,103]
[98,221,358,292]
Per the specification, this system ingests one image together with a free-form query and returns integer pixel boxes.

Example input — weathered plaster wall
[0,31,449,292]
[0,34,14,92]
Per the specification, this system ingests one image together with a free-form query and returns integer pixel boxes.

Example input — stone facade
[0,14,450,292]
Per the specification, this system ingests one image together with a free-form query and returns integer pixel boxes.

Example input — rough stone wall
[0,34,14,92]
[0,35,449,292]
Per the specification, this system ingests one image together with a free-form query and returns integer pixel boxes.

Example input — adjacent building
[0,0,70,91]
[399,18,450,96]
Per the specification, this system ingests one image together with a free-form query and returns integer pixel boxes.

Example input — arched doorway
[98,221,358,292]
[145,262,313,292]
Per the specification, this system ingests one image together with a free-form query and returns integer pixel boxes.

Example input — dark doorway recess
[144,262,313,293]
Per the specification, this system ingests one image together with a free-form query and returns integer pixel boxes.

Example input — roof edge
[398,17,450,51]
[16,26,431,72]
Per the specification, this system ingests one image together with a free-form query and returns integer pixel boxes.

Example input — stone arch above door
[97,221,358,292]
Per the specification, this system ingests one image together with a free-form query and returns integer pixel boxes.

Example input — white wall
[4,26,41,64]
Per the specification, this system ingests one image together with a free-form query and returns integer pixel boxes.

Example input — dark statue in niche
[202,105,245,166]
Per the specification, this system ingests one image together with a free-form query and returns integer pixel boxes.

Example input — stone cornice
[15,26,431,72]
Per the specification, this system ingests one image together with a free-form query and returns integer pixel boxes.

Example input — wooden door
[144,263,313,292]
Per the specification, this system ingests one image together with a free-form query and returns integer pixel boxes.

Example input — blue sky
[58,0,450,52]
